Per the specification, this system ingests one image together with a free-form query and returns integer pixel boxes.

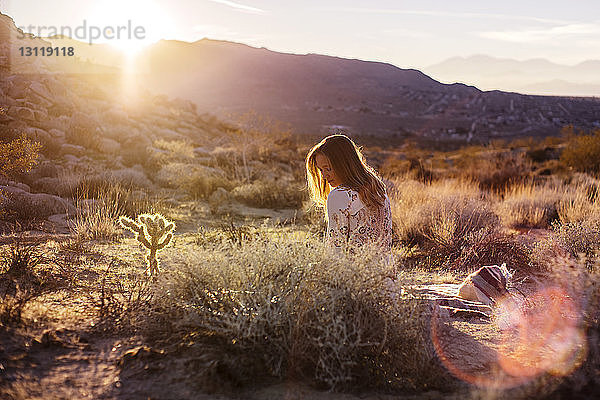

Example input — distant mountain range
[424,55,600,97]
[38,35,600,140]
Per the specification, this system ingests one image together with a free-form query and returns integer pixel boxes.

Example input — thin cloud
[206,0,265,14]
[336,7,569,25]
[480,23,600,43]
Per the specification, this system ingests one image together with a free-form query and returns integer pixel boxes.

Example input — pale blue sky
[2,0,599,68]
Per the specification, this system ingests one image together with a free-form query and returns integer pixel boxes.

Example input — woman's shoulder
[328,185,364,210]
[327,186,352,204]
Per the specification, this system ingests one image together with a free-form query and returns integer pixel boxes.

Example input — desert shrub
[231,180,306,209]
[66,121,100,150]
[557,175,600,225]
[155,238,452,391]
[451,227,534,275]
[537,256,600,395]
[94,258,156,333]
[73,199,123,241]
[0,134,41,178]
[390,178,498,266]
[154,162,231,198]
[552,221,600,267]
[496,181,569,228]
[186,173,234,200]
[71,177,156,218]
[150,139,196,165]
[72,181,158,241]
[560,127,600,175]
[0,238,49,324]
[455,149,533,190]
[0,239,47,276]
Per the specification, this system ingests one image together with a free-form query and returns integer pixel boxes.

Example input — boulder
[208,187,231,214]
[8,106,35,121]
[33,108,48,122]
[32,177,64,196]
[61,143,86,157]
[29,81,53,101]
[47,213,75,234]
[48,128,66,140]
[24,127,52,144]
[0,185,77,218]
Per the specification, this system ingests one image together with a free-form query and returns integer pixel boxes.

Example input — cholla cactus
[119,213,175,276]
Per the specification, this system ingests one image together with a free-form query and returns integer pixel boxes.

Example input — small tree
[227,110,291,183]
[0,107,41,177]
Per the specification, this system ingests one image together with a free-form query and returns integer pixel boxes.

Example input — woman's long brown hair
[306,134,387,220]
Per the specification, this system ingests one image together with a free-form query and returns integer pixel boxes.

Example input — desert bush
[150,139,196,166]
[155,238,452,391]
[0,239,47,276]
[66,120,100,150]
[0,134,41,178]
[72,182,157,241]
[496,181,568,228]
[455,149,533,190]
[552,221,600,267]
[560,127,600,175]
[73,199,123,241]
[231,180,306,209]
[537,256,600,395]
[71,178,156,218]
[186,172,234,200]
[93,258,157,333]
[0,239,49,324]
[390,178,498,266]
[451,227,534,275]
[154,162,231,198]
[557,175,600,225]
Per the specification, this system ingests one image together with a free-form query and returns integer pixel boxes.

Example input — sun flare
[87,0,172,54]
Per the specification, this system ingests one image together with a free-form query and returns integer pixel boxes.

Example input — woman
[306,134,393,255]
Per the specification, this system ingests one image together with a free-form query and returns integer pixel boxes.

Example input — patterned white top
[326,185,393,252]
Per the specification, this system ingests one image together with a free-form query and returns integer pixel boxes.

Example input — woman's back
[326,185,392,251]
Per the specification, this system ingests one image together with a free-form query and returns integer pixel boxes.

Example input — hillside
[133,39,600,140]
[46,34,600,142]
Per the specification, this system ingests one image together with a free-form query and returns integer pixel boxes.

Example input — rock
[61,144,86,157]
[29,81,52,101]
[98,137,121,154]
[0,179,30,192]
[63,154,81,163]
[33,177,64,196]
[30,161,59,179]
[24,127,51,144]
[0,185,77,218]
[47,213,75,234]
[8,106,35,121]
[33,108,48,122]
[48,129,66,140]
[208,187,230,214]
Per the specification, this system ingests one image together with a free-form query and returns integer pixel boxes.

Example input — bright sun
[88,0,172,54]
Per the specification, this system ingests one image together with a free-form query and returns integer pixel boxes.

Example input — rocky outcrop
[0,185,77,218]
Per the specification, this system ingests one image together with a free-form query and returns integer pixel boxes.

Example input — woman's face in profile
[315,153,342,187]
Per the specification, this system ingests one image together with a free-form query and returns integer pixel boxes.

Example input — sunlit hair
[305,134,387,220]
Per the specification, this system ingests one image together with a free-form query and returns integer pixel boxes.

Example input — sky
[2,0,600,69]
